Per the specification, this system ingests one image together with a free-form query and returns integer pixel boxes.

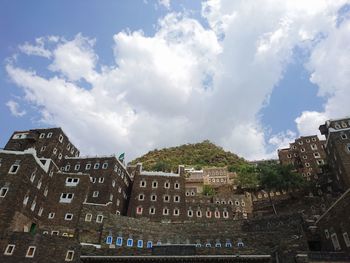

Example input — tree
[152,161,171,172]
[236,164,259,190]
[202,185,215,196]
[257,163,305,215]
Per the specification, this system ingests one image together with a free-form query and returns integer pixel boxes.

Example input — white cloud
[19,37,52,58]
[158,0,171,9]
[6,100,26,117]
[296,16,350,136]
[5,1,350,161]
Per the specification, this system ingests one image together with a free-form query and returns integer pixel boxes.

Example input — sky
[1,0,350,162]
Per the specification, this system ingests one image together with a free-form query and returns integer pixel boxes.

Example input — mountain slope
[130,140,247,171]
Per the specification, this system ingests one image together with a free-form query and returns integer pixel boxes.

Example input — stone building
[127,164,186,222]
[203,167,237,188]
[314,188,350,253]
[185,168,204,195]
[319,117,350,191]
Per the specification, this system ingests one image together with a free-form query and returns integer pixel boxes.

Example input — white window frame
[173,208,180,216]
[74,164,80,171]
[86,163,91,170]
[0,187,9,197]
[164,181,170,189]
[39,133,45,139]
[96,215,103,223]
[149,207,155,215]
[48,212,55,219]
[8,164,19,174]
[98,177,104,183]
[93,191,99,197]
[343,232,350,247]
[331,233,341,251]
[139,194,144,201]
[65,250,74,262]
[60,193,74,203]
[102,163,108,169]
[140,180,146,188]
[151,194,157,201]
[94,163,100,169]
[85,213,92,222]
[163,195,170,202]
[25,246,36,258]
[47,132,53,138]
[152,180,158,188]
[4,244,15,255]
[64,213,73,221]
[163,208,169,215]
[174,195,180,202]
[59,134,64,143]
[38,207,43,216]
[174,182,180,189]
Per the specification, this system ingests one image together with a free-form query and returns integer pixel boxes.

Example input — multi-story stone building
[319,117,350,191]
[127,164,186,222]
[203,167,237,188]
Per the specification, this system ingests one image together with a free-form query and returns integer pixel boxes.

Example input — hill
[130,140,247,172]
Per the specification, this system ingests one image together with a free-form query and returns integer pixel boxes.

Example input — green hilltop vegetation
[130,140,248,172]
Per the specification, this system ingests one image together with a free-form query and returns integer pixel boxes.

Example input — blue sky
[1,0,350,161]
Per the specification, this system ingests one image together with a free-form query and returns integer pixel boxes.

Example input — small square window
[163,195,170,202]
[149,207,155,214]
[94,163,100,169]
[59,134,64,143]
[4,244,15,255]
[47,132,53,138]
[9,164,19,174]
[174,195,180,202]
[151,195,157,201]
[152,181,158,188]
[93,191,99,197]
[163,208,169,215]
[140,180,146,188]
[48,212,55,219]
[341,134,347,139]
[164,182,170,189]
[98,177,104,183]
[65,213,73,221]
[74,164,80,171]
[86,163,91,170]
[39,133,45,139]
[96,215,103,223]
[85,213,92,222]
[40,146,46,152]
[139,194,144,201]
[51,231,59,235]
[102,163,108,169]
[25,246,36,258]
[173,208,180,216]
[174,183,180,189]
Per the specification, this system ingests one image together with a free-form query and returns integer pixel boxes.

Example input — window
[152,180,158,188]
[164,181,170,189]
[94,163,100,169]
[93,191,99,197]
[347,144,350,153]
[225,242,232,248]
[305,163,310,167]
[223,211,229,218]
[151,194,157,201]
[174,195,180,202]
[96,215,103,223]
[59,134,64,142]
[188,210,193,217]
[30,172,36,183]
[38,207,43,216]
[149,207,156,214]
[23,195,29,206]
[53,148,57,154]
[137,240,143,248]
[4,244,15,255]
[51,231,59,235]
[60,192,74,203]
[163,195,170,202]
[74,164,80,171]
[58,153,62,160]
[206,210,212,218]
[26,246,36,258]
[341,133,347,139]
[163,208,169,215]
[106,236,113,245]
[112,180,116,187]
[127,239,133,247]
[331,233,341,250]
[343,232,350,247]
[91,177,96,183]
[39,133,45,138]
[85,213,92,222]
[86,163,91,170]
[312,137,316,142]
[287,154,292,158]
[139,194,145,201]
[299,141,303,145]
[65,213,73,221]
[301,148,305,152]
[311,144,318,150]
[174,182,180,189]
[116,237,123,246]
[313,152,320,158]
[98,177,104,183]
[48,212,55,219]
[109,194,113,201]
[65,250,74,261]
[31,200,36,211]
[196,210,202,217]
[66,144,71,150]
[303,155,307,159]
[8,164,19,174]
[37,180,42,189]
[335,123,341,129]
[140,180,146,187]
[215,210,220,218]
[102,163,108,169]
[306,139,310,143]
[147,241,153,248]
[173,208,180,216]
[0,187,9,197]
[66,177,79,186]
[136,206,143,215]
[40,146,46,152]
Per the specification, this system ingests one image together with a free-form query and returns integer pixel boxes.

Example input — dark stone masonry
[0,119,350,262]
